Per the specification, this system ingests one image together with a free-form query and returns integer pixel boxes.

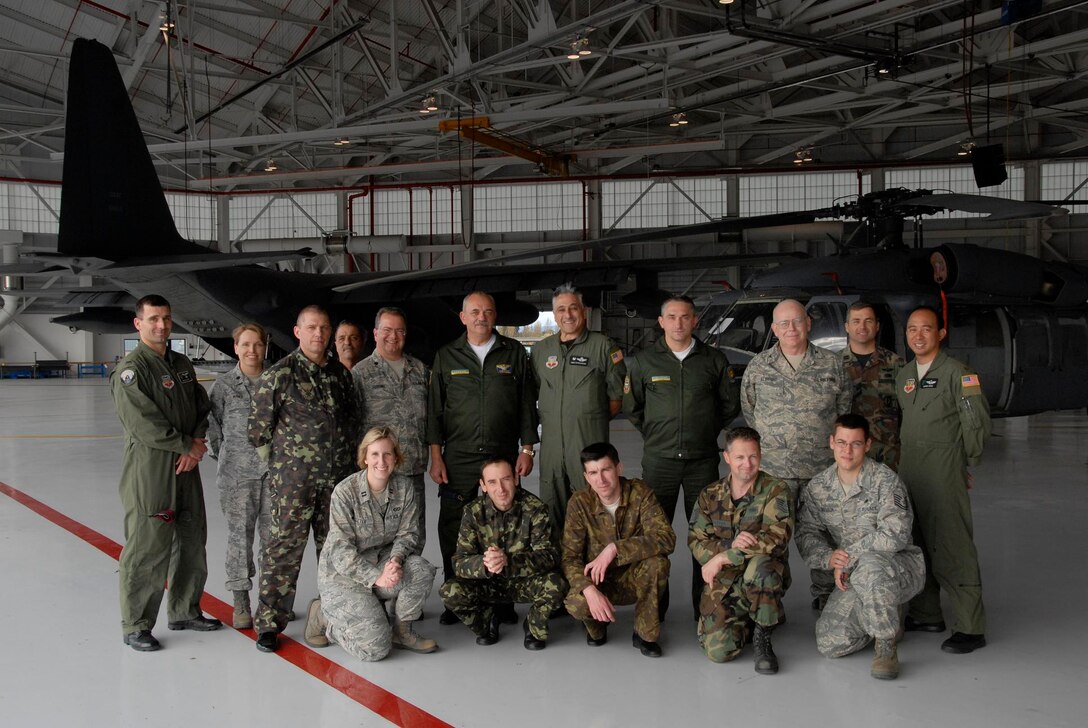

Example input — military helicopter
[693,190,1086,416]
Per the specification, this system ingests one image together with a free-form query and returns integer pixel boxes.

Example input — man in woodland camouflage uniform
[689,427,793,674]
[841,301,903,469]
[249,305,360,653]
[797,414,924,679]
[440,458,566,650]
[353,307,429,548]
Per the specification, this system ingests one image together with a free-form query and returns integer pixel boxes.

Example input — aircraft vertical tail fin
[58,38,200,260]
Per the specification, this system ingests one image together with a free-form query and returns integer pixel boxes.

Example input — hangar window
[739,172,866,216]
[602,177,727,229]
[2,182,60,233]
[231,193,337,240]
[476,182,581,233]
[1041,161,1088,203]
[166,193,216,242]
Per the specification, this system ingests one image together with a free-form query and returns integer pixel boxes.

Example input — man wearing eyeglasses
[352,307,430,549]
[796,413,924,680]
[741,298,851,609]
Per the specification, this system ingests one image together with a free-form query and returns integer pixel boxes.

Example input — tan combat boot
[392,618,438,654]
[232,590,252,630]
[871,638,900,680]
[304,598,330,648]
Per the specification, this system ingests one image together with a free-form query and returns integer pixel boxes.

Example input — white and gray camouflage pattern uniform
[318,469,437,662]
[797,458,925,656]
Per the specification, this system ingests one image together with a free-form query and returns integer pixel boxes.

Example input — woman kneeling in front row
[307,427,438,660]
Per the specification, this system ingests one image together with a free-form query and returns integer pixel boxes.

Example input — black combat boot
[753,624,779,675]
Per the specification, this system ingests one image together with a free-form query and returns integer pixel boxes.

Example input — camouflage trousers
[254,477,335,633]
[816,551,925,657]
[441,571,567,641]
[698,554,788,663]
[216,474,270,592]
[790,476,836,602]
[322,554,437,662]
[565,556,669,642]
[406,472,426,553]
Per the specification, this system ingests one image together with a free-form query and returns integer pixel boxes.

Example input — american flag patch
[611,349,624,365]
[962,374,980,387]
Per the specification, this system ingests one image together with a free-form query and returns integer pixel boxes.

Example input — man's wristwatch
[520,447,535,457]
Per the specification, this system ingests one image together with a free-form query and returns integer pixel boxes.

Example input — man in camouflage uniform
[249,305,360,653]
[208,323,270,628]
[896,306,991,654]
[797,414,924,679]
[353,307,429,548]
[440,458,566,650]
[623,294,739,618]
[740,298,851,609]
[563,442,676,658]
[530,283,626,534]
[841,301,903,469]
[689,427,793,674]
[111,294,220,652]
[428,291,538,625]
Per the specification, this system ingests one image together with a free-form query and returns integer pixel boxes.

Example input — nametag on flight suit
[496,364,513,374]
[161,375,175,390]
[903,378,916,393]
[570,355,589,366]
[651,375,671,383]
[920,378,938,389]
[177,370,194,384]
[545,355,559,369]
[450,369,470,376]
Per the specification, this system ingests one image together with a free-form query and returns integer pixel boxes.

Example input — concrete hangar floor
[0,377,1083,728]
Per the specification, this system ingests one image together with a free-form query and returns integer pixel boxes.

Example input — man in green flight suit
[896,306,991,654]
[428,291,538,625]
[111,294,221,652]
[530,283,626,534]
[623,294,740,618]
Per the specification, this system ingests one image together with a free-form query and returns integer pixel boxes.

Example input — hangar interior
[0,1,1087,726]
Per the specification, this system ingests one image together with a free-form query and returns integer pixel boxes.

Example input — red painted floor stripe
[0,480,453,728]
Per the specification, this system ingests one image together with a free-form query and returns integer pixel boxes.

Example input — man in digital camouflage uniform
[562,442,676,658]
[689,427,792,674]
[623,294,739,618]
[896,306,991,654]
[841,301,903,469]
[530,283,625,535]
[797,414,924,679]
[249,304,360,653]
[428,291,538,626]
[353,307,429,548]
[111,294,220,652]
[440,458,566,650]
[741,298,851,609]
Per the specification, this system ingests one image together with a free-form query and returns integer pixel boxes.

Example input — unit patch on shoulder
[610,349,624,365]
[570,355,589,367]
[120,369,136,386]
[496,363,513,375]
[903,378,916,394]
[177,370,194,384]
[545,355,559,369]
[161,375,175,390]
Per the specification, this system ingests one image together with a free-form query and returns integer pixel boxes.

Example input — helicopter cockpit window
[704,302,774,354]
[807,301,848,352]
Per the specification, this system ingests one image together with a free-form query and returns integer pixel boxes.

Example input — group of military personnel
[110,288,992,680]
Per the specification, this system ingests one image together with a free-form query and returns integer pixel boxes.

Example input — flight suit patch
[120,369,136,386]
[451,369,470,376]
[920,378,938,389]
[961,373,982,393]
[496,364,513,374]
[623,375,631,394]
[610,349,624,365]
[545,355,559,369]
[177,370,194,384]
[161,375,175,390]
[903,378,916,393]
[893,492,908,510]
[570,355,589,366]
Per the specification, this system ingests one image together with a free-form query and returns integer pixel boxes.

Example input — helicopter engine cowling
[933,244,1088,307]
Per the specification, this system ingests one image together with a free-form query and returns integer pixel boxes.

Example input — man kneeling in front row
[440,458,566,650]
[562,442,675,657]
[689,427,793,674]
[797,413,925,679]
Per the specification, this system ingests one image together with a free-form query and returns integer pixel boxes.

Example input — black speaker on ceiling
[971,144,1008,188]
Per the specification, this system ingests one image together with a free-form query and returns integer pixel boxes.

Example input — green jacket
[530,329,625,469]
[452,488,559,580]
[842,346,904,470]
[623,337,739,459]
[427,333,538,455]
[111,343,211,501]
[561,477,676,595]
[896,351,991,466]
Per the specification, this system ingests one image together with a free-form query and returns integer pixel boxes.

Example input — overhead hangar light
[264,159,278,172]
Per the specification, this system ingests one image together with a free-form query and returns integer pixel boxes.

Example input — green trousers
[436,449,516,582]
